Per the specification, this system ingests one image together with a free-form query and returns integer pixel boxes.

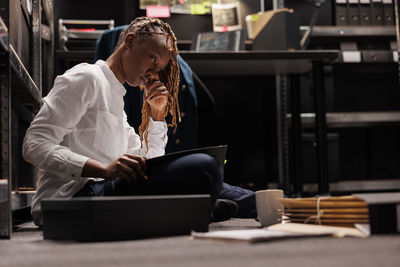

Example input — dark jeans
[74,153,256,218]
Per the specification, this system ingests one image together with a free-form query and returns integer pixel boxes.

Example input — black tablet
[146,145,228,173]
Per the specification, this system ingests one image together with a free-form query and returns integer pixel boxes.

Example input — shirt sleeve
[124,112,168,159]
[22,68,98,179]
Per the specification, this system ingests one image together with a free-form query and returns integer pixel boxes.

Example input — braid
[119,17,180,152]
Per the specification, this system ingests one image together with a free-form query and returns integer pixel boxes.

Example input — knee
[194,153,222,178]
[152,153,224,199]
[201,154,223,198]
[186,153,223,190]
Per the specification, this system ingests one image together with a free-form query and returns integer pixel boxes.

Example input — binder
[359,0,372,25]
[335,0,349,25]
[348,0,361,25]
[353,192,400,234]
[383,0,394,25]
[361,50,392,62]
[371,0,385,25]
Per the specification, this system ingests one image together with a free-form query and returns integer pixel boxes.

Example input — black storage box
[252,11,300,51]
[42,195,211,242]
[354,192,400,235]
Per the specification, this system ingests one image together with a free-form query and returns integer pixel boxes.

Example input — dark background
[53,0,400,189]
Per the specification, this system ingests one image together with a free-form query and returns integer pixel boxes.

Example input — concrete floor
[1,219,400,267]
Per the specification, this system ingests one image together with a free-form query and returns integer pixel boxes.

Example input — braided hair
[117,17,180,151]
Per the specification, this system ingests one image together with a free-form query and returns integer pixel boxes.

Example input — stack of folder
[335,0,394,26]
[280,195,369,227]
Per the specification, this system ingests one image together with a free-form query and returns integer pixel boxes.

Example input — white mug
[255,189,284,227]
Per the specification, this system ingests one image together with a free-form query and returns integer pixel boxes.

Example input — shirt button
[72,174,75,177]
[175,139,181,145]
[181,84,187,91]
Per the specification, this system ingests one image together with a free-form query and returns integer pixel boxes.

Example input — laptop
[191,31,246,52]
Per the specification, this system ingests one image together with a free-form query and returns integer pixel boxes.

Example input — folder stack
[335,0,394,25]
[280,195,369,227]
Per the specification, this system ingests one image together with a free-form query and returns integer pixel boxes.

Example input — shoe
[211,199,238,222]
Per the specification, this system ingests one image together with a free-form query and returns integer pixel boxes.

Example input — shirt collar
[96,60,127,96]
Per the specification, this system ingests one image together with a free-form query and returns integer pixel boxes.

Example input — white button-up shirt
[23,60,168,225]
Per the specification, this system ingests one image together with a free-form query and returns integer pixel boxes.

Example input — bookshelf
[284,1,400,194]
[0,0,54,238]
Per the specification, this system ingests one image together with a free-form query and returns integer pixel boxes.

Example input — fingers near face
[146,82,168,100]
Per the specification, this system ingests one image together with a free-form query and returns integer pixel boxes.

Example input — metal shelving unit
[9,45,41,104]
[295,18,400,194]
[301,25,396,37]
[0,13,11,237]
[0,0,53,238]
[288,111,400,128]
[303,25,398,63]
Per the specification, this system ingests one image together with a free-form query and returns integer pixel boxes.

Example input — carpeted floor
[1,219,400,267]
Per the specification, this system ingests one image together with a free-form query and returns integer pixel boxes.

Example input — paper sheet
[191,222,368,243]
[191,228,330,243]
[267,223,368,238]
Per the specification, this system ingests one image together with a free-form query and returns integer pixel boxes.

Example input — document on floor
[191,222,368,243]
[268,223,368,238]
[190,228,330,243]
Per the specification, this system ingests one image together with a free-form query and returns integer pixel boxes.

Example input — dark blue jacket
[94,25,198,153]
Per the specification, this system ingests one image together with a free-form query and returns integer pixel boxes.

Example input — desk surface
[179,50,339,60]
[56,49,339,59]
[179,50,339,76]
[56,50,339,76]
